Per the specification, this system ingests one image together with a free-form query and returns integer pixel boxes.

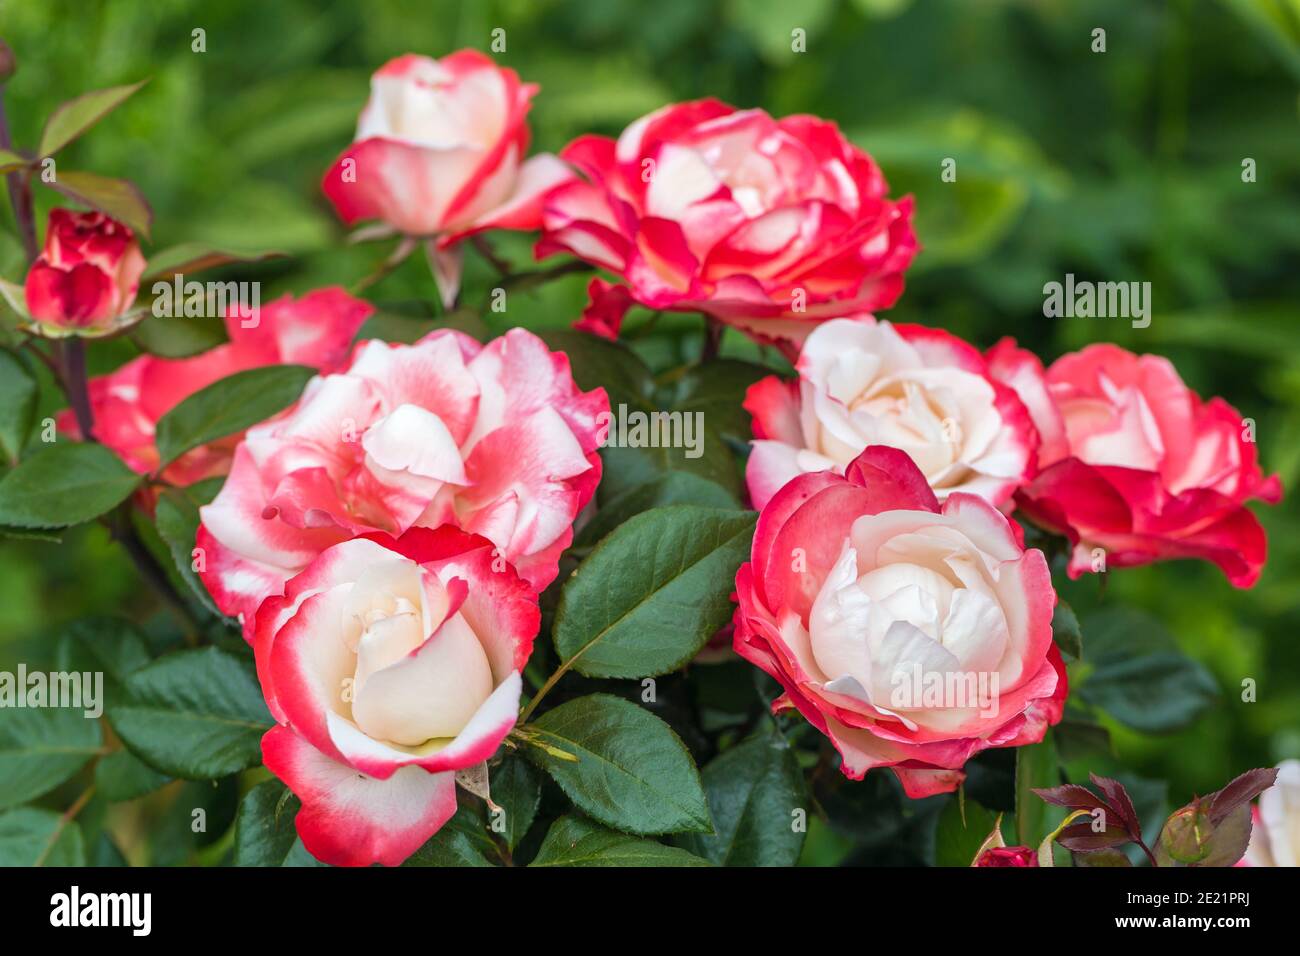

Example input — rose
[321,51,573,304]
[744,317,1039,511]
[732,445,1065,797]
[993,342,1282,587]
[57,288,373,490]
[537,99,917,353]
[1240,760,1300,867]
[24,209,146,336]
[255,527,538,866]
[974,847,1038,867]
[197,327,607,634]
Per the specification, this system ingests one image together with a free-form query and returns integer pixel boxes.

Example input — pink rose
[255,527,538,866]
[197,327,607,633]
[744,317,1039,511]
[975,846,1038,867]
[733,445,1066,797]
[537,99,917,353]
[994,342,1282,587]
[24,209,146,336]
[57,288,373,489]
[322,51,573,302]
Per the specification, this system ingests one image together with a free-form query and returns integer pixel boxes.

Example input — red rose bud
[975,846,1039,867]
[24,208,146,336]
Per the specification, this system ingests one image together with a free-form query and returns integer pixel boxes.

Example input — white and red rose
[197,326,607,634]
[57,288,373,489]
[993,342,1282,587]
[255,527,537,867]
[744,317,1039,511]
[24,208,146,336]
[537,99,917,353]
[733,445,1066,797]
[322,51,573,304]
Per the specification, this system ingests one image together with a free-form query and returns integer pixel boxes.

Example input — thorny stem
[471,234,512,276]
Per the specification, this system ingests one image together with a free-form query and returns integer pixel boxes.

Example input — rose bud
[24,208,146,336]
[744,317,1039,511]
[732,445,1066,797]
[198,327,607,635]
[975,846,1039,867]
[321,51,574,305]
[537,99,917,354]
[255,527,538,866]
[991,341,1282,587]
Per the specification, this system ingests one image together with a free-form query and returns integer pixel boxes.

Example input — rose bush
[995,342,1282,587]
[536,99,917,352]
[744,317,1039,511]
[732,445,1066,797]
[197,326,607,633]
[254,527,538,866]
[23,208,145,336]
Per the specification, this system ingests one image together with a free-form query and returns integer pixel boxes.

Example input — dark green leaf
[553,506,756,678]
[143,243,285,281]
[53,617,152,706]
[0,807,84,866]
[675,728,805,866]
[234,779,304,866]
[0,706,103,810]
[108,646,273,779]
[575,471,740,548]
[155,479,225,616]
[0,443,140,528]
[403,806,498,867]
[131,313,227,358]
[95,749,170,802]
[1014,729,1060,847]
[489,755,541,851]
[531,815,710,867]
[935,793,998,867]
[154,365,314,466]
[0,349,37,463]
[1051,602,1082,660]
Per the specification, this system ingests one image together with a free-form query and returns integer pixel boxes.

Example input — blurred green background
[1,0,1298,863]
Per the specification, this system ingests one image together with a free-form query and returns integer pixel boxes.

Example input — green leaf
[539,329,656,413]
[935,793,998,866]
[1015,730,1061,848]
[90,832,129,866]
[669,358,774,441]
[131,313,228,358]
[46,169,153,238]
[404,806,498,867]
[524,693,711,836]
[53,616,152,707]
[553,506,756,678]
[489,755,541,851]
[1078,608,1219,734]
[0,147,29,174]
[234,779,306,866]
[108,646,273,779]
[531,815,710,867]
[1051,602,1082,660]
[0,349,37,463]
[0,443,140,529]
[95,749,170,802]
[155,479,226,616]
[575,472,739,548]
[39,80,148,157]
[154,365,315,467]
[0,807,84,866]
[675,728,805,866]
[0,706,103,811]
[143,243,285,281]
